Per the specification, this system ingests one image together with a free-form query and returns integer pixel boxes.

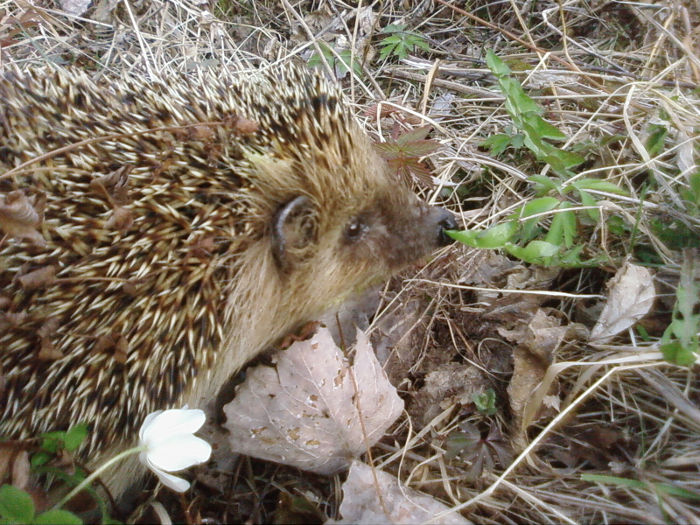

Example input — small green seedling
[378,24,429,61]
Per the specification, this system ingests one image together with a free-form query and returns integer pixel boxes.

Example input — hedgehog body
[0,64,453,492]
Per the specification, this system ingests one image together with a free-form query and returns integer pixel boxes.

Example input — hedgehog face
[269,162,455,311]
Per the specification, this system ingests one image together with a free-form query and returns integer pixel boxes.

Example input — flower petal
[146,435,212,472]
[139,410,163,442]
[152,467,191,493]
[140,408,206,445]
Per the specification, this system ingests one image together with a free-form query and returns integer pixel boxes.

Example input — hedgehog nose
[435,209,457,246]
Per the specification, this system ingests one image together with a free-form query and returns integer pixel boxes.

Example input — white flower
[138,408,212,492]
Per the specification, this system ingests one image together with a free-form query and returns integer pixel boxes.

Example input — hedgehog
[0,63,455,495]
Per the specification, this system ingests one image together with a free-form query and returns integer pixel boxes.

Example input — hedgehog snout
[431,207,457,246]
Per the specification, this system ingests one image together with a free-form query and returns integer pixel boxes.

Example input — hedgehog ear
[272,196,318,270]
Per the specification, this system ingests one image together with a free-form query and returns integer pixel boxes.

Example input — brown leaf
[590,262,655,342]
[223,328,403,475]
[90,165,132,205]
[104,206,134,232]
[113,335,129,364]
[0,190,46,247]
[507,309,570,443]
[233,117,259,135]
[18,265,56,290]
[38,337,62,361]
[333,461,470,524]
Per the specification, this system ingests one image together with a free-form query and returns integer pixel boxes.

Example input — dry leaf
[590,262,655,342]
[17,265,56,290]
[0,190,46,247]
[410,363,489,425]
[223,327,403,475]
[506,309,570,441]
[58,0,91,15]
[331,461,471,525]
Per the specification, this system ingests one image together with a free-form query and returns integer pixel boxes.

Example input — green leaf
[64,423,88,453]
[473,389,497,415]
[485,50,510,76]
[521,113,566,140]
[481,134,512,156]
[30,452,51,469]
[447,220,518,249]
[546,207,577,248]
[34,510,82,525]
[645,124,668,156]
[519,197,560,218]
[582,474,646,489]
[39,431,66,454]
[577,189,600,222]
[0,485,35,524]
[660,341,696,367]
[689,170,700,204]
[381,23,407,33]
[528,175,560,194]
[543,148,585,173]
[572,179,629,196]
[505,240,559,264]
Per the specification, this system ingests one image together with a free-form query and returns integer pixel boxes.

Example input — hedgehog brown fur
[0,63,454,494]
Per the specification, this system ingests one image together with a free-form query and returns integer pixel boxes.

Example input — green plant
[473,388,498,415]
[307,42,361,77]
[660,253,698,366]
[378,24,429,61]
[449,51,629,268]
[373,126,440,182]
[0,485,81,525]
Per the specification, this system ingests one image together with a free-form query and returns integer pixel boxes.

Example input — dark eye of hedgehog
[344,217,369,242]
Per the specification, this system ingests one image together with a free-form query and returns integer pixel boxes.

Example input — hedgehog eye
[345,217,369,242]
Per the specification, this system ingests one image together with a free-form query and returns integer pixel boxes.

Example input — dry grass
[1,0,698,523]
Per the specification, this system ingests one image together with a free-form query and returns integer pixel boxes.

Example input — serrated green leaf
[413,38,431,51]
[382,23,406,33]
[545,207,576,248]
[521,113,566,140]
[481,134,512,156]
[528,175,560,194]
[34,510,82,525]
[0,485,35,523]
[506,240,559,264]
[473,221,518,248]
[577,189,600,222]
[543,148,585,172]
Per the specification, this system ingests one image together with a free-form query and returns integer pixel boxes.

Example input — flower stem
[53,445,145,510]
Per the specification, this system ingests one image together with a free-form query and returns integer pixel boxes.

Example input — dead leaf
[506,309,571,443]
[0,190,46,247]
[590,262,655,342]
[58,0,91,16]
[410,363,490,425]
[331,461,471,524]
[18,265,56,290]
[223,327,403,475]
